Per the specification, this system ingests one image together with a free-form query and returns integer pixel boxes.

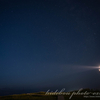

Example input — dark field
[0,89,100,100]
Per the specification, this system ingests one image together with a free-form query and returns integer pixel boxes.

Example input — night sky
[0,0,100,96]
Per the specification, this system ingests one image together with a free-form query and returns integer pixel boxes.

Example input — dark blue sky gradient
[0,0,100,95]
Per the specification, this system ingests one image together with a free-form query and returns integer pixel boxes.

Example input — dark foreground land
[0,89,100,100]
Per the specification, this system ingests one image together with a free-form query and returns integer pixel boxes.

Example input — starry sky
[0,0,100,96]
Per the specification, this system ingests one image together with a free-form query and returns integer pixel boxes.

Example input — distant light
[99,69,100,71]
